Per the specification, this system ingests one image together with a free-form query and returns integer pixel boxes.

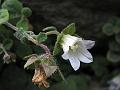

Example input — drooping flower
[61,34,95,71]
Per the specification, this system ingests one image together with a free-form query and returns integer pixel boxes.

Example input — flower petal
[69,56,80,71]
[78,52,93,63]
[62,44,69,52]
[62,35,79,52]
[77,41,93,63]
[62,52,69,60]
[83,40,95,49]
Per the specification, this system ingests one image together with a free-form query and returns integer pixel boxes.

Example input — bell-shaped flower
[61,34,95,71]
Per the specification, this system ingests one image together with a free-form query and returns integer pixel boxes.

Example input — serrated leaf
[53,33,63,55]
[115,32,120,44]
[102,23,114,36]
[107,50,120,62]
[42,65,57,77]
[3,39,13,50]
[16,17,29,31]
[62,23,76,35]
[2,0,23,19]
[36,32,47,42]
[109,40,120,52]
[0,9,9,25]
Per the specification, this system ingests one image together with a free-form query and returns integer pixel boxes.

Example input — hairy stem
[5,22,51,55]
[5,22,19,32]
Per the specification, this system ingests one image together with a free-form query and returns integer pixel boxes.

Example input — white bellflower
[61,34,95,71]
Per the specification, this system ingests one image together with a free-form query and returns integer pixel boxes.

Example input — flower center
[70,44,78,52]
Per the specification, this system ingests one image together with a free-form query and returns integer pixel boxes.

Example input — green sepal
[53,33,63,56]
[62,23,76,35]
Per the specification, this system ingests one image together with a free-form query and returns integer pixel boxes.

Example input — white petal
[83,40,95,49]
[77,41,93,63]
[62,52,69,60]
[78,52,93,63]
[61,35,78,52]
[78,41,93,60]
[69,56,80,71]
[64,35,78,45]
[62,44,69,52]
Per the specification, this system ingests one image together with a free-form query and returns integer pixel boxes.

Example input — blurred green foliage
[0,0,120,90]
[103,17,120,62]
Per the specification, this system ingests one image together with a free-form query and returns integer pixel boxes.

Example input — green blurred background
[0,0,120,90]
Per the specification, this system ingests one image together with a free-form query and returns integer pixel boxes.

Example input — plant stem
[5,22,51,55]
[57,67,66,81]
[5,22,19,32]
[0,43,8,55]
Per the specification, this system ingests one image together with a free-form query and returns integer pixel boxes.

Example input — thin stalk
[5,22,51,55]
[46,31,60,35]
[0,43,8,55]
[57,67,66,81]
[5,22,19,32]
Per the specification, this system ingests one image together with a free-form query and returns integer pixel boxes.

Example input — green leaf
[53,33,63,55]
[16,17,29,31]
[115,32,120,44]
[102,23,114,36]
[21,7,32,17]
[62,23,76,35]
[0,9,9,25]
[2,0,23,19]
[3,39,13,50]
[36,32,47,42]
[107,50,120,62]
[109,40,120,52]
